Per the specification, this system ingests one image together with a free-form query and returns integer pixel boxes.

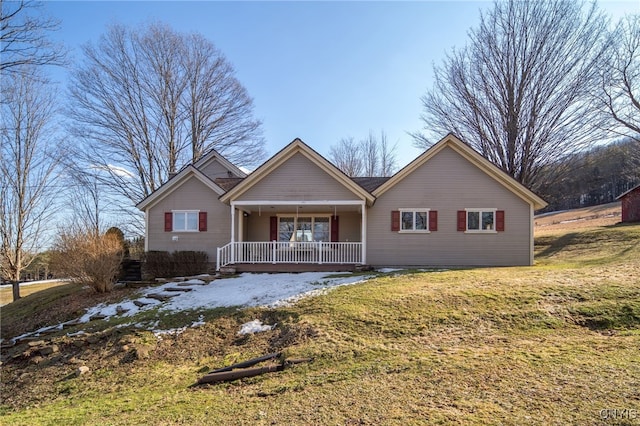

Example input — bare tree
[329,137,364,177]
[362,131,379,176]
[595,14,639,145]
[184,33,265,163]
[68,22,265,207]
[378,131,397,177]
[1,66,61,300]
[413,0,610,189]
[64,170,106,238]
[0,0,66,73]
[329,131,397,177]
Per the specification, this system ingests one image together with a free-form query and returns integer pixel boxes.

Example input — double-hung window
[459,208,504,233]
[400,209,430,232]
[173,211,199,232]
[391,209,437,232]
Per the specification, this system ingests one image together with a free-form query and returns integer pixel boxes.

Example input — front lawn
[1,224,639,425]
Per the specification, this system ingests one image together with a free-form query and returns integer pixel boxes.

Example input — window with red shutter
[391,211,400,231]
[457,211,466,231]
[270,217,278,241]
[331,216,339,241]
[429,210,438,231]
[198,212,207,232]
[496,210,505,231]
[164,212,173,232]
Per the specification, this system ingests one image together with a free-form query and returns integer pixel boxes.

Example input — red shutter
[391,210,400,231]
[198,212,207,232]
[496,210,505,232]
[429,210,438,231]
[331,215,339,242]
[164,212,172,232]
[270,217,278,241]
[457,210,466,231]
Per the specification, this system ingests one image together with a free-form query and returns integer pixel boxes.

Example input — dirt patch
[535,202,621,235]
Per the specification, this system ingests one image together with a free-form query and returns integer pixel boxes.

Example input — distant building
[616,184,640,223]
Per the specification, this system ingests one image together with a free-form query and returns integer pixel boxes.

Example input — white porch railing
[216,241,363,270]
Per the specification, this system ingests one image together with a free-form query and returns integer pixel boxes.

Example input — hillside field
[0,204,638,425]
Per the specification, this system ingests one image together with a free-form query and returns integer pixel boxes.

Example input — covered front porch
[216,200,367,271]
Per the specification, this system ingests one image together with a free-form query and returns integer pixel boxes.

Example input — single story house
[136,134,547,271]
[616,184,640,223]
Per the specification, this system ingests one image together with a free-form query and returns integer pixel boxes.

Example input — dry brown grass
[1,204,638,425]
[535,202,622,236]
[0,280,68,307]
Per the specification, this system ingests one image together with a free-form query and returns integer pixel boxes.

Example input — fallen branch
[193,353,312,386]
[209,352,281,374]
[197,364,283,384]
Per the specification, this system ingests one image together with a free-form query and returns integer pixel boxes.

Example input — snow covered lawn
[11,272,373,342]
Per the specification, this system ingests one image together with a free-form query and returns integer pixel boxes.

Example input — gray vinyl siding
[199,158,238,180]
[367,146,533,267]
[239,153,358,201]
[338,212,361,242]
[246,214,270,241]
[147,177,229,262]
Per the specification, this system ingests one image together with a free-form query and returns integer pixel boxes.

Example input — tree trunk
[12,282,21,301]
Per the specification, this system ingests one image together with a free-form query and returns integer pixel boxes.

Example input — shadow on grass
[571,303,640,331]
[537,232,579,258]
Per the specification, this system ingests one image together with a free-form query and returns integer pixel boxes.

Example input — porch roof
[231,199,365,215]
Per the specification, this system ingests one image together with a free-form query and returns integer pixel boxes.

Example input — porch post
[230,203,235,264]
[361,201,367,264]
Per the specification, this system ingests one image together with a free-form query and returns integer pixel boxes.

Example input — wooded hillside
[537,138,639,212]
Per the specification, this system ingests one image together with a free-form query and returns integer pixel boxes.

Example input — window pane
[295,217,312,242]
[279,217,294,241]
[174,213,186,231]
[186,212,198,230]
[482,212,494,230]
[313,217,330,241]
[467,212,479,230]
[415,212,427,230]
[401,212,414,230]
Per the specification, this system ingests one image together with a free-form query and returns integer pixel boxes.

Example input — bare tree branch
[329,131,397,177]
[0,0,66,73]
[329,137,363,177]
[414,0,610,190]
[594,14,640,145]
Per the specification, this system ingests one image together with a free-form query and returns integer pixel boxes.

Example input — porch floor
[232,263,357,273]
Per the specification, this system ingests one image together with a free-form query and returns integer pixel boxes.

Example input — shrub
[142,251,173,279]
[142,251,209,279]
[50,229,124,293]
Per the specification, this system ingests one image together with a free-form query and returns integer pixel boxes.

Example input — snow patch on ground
[8,272,374,342]
[238,319,276,335]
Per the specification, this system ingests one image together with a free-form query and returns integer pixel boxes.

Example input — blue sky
[43,0,639,169]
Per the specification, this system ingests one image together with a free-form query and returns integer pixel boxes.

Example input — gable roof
[373,133,548,210]
[616,183,640,200]
[219,138,376,205]
[136,165,225,211]
[352,176,390,192]
[193,148,248,178]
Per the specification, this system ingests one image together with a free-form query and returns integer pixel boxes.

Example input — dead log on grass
[193,353,312,386]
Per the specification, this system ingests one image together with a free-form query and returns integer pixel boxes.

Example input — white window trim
[171,210,200,232]
[276,214,333,242]
[398,208,431,233]
[464,208,497,233]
